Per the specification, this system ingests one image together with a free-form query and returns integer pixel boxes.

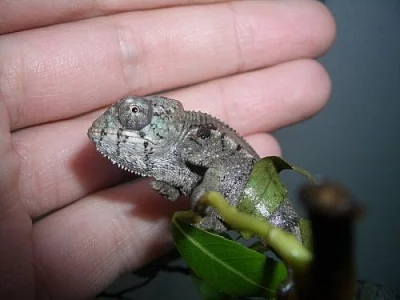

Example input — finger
[0,0,230,34]
[168,58,331,135]
[13,59,329,218]
[32,179,185,299]
[246,133,281,158]
[12,115,128,218]
[1,0,335,130]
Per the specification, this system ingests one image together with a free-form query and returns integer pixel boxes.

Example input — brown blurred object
[279,181,365,300]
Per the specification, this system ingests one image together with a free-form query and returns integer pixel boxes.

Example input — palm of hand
[0,1,335,299]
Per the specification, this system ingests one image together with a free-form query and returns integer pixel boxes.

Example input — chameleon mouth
[95,147,148,177]
[87,124,109,144]
[87,124,151,178]
[88,130,149,178]
[87,126,98,143]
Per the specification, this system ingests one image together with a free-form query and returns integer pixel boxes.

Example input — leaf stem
[291,165,317,184]
[199,191,312,274]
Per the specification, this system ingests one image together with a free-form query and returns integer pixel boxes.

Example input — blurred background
[99,1,400,298]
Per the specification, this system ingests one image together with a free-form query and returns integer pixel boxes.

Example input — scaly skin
[87,95,284,232]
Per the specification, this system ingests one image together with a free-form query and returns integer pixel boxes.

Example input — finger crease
[0,50,26,131]
[113,19,147,94]
[226,2,246,74]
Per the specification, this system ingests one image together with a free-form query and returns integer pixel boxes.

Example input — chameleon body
[87,95,300,235]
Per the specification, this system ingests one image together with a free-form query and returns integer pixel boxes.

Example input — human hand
[0,0,335,298]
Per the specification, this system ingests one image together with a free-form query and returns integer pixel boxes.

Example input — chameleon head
[87,95,185,175]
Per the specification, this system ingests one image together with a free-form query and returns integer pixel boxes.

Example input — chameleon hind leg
[190,156,255,232]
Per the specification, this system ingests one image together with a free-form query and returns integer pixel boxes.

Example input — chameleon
[87,95,301,236]
[88,96,400,299]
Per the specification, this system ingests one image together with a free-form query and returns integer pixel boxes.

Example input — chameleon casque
[87,95,301,236]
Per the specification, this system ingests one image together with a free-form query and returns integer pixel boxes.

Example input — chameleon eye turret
[118,97,153,131]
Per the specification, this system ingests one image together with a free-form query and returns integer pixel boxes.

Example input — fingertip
[246,133,282,158]
[299,58,332,117]
[290,0,337,57]
[314,0,337,55]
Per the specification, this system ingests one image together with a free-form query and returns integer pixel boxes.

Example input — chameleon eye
[131,105,139,113]
[118,98,153,130]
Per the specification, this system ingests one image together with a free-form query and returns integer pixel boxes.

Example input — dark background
[276,0,400,295]
[100,1,400,298]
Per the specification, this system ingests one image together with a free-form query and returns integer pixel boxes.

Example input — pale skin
[0,0,335,299]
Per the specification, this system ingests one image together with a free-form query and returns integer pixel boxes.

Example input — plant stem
[199,191,312,275]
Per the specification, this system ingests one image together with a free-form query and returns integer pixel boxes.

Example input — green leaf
[172,217,287,298]
[238,157,289,221]
[238,156,315,242]
[239,156,315,220]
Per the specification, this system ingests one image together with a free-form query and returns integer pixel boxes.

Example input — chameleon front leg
[151,180,181,201]
[190,167,221,214]
[150,155,202,199]
[189,156,255,230]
